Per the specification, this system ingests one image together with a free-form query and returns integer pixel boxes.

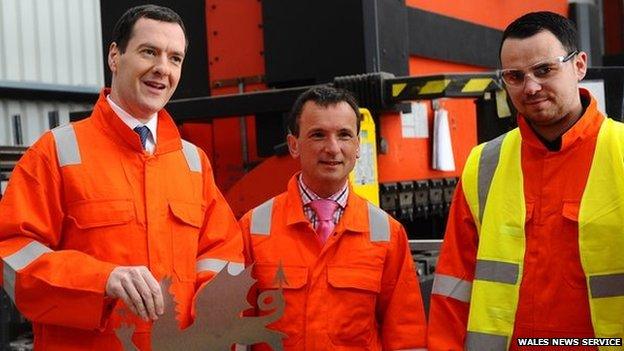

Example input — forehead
[299,101,357,130]
[500,30,566,69]
[128,17,186,52]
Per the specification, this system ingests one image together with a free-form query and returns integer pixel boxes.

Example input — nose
[522,73,542,96]
[152,54,171,76]
[324,136,340,154]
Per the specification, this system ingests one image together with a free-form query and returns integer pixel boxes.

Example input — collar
[285,173,368,232]
[297,173,348,208]
[518,88,605,153]
[106,94,158,144]
[90,88,182,155]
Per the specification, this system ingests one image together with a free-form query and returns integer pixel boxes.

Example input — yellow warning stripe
[419,79,450,95]
[461,78,493,93]
[392,83,407,97]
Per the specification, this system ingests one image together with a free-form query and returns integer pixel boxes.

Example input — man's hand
[105,266,164,321]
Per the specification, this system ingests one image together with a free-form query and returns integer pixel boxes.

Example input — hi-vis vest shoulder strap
[50,124,202,173]
[461,120,624,351]
[250,197,390,242]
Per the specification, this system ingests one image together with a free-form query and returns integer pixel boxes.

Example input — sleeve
[377,221,427,350]
[194,152,245,287]
[238,213,255,267]
[427,181,479,351]
[239,213,259,317]
[0,139,117,330]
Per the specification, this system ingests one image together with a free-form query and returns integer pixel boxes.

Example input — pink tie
[309,199,339,245]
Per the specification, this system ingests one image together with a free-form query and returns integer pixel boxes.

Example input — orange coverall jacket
[240,175,427,350]
[0,89,244,350]
[428,89,603,351]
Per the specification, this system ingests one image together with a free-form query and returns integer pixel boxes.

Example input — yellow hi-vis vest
[461,118,624,351]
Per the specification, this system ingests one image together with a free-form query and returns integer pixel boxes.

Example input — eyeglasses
[498,51,578,87]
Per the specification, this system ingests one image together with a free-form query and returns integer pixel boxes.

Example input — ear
[108,43,120,73]
[574,51,588,81]
[287,134,300,159]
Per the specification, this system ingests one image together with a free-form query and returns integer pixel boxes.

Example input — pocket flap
[68,199,134,229]
[562,201,580,222]
[327,266,382,293]
[254,264,308,289]
[169,201,204,228]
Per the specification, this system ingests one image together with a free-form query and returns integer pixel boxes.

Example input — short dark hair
[112,4,187,53]
[287,86,361,136]
[500,11,578,59]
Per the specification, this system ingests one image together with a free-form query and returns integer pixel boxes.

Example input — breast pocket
[66,199,136,260]
[327,265,382,347]
[169,200,204,282]
[254,264,308,347]
[560,201,587,290]
[68,199,135,229]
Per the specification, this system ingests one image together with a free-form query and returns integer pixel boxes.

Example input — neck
[301,174,346,198]
[108,90,152,124]
[530,101,584,142]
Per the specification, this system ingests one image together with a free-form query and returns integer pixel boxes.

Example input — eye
[142,48,157,56]
[170,55,183,65]
[339,131,354,140]
[502,70,524,84]
[310,132,324,139]
[533,64,554,78]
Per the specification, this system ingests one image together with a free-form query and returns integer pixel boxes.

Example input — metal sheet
[0,0,102,146]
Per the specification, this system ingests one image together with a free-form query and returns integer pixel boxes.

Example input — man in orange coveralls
[239,86,427,350]
[428,11,624,351]
[0,5,243,350]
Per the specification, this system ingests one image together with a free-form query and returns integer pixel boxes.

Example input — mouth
[525,97,548,106]
[143,80,166,92]
[320,160,343,167]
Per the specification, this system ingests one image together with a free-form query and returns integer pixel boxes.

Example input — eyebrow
[138,43,185,58]
[505,55,565,71]
[306,128,325,135]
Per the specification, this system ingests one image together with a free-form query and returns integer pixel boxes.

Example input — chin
[139,100,165,115]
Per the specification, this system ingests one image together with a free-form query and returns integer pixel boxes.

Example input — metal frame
[0,80,99,103]
[165,72,501,123]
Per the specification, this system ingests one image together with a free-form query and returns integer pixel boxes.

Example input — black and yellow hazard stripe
[387,73,501,102]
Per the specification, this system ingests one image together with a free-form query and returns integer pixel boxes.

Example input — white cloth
[432,108,455,171]
[106,95,158,154]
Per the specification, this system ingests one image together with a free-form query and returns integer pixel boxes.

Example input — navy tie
[133,125,151,150]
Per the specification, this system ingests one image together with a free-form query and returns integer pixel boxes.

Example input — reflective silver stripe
[368,202,390,242]
[589,273,624,298]
[2,241,52,302]
[196,258,244,276]
[181,140,202,173]
[432,273,472,302]
[478,133,505,222]
[51,124,81,167]
[250,198,274,235]
[465,331,508,351]
[475,259,519,285]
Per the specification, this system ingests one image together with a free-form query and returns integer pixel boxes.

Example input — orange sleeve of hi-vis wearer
[377,221,427,350]
[238,214,260,319]
[238,212,255,267]
[194,150,244,288]
[0,138,117,331]
[427,181,478,351]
